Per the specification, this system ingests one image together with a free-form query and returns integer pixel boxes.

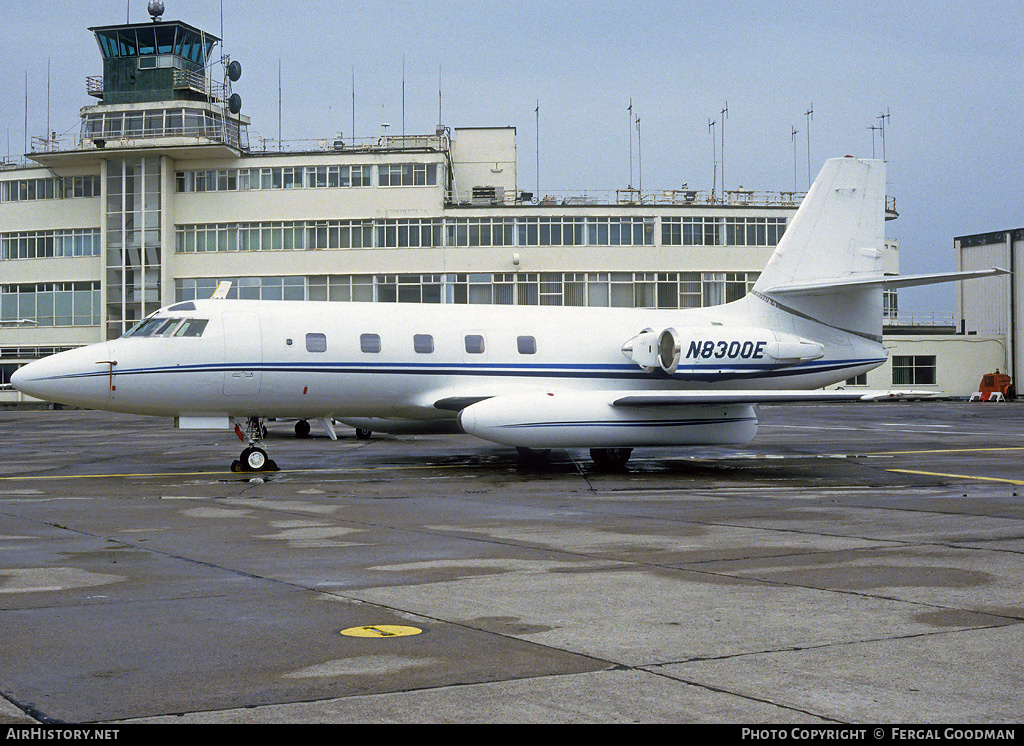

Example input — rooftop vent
[471,186,504,204]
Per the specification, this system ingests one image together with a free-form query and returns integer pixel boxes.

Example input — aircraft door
[222,312,263,396]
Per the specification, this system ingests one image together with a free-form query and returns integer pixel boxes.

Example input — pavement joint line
[3,445,1023,482]
[886,468,1024,486]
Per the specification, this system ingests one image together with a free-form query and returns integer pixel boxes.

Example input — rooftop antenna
[278,59,282,151]
[877,108,890,161]
[804,103,814,189]
[351,67,355,143]
[401,55,406,138]
[720,101,728,193]
[791,125,800,192]
[636,114,642,193]
[535,99,539,200]
[868,122,881,159]
[627,98,633,189]
[23,71,27,157]
[437,66,442,128]
[708,118,717,198]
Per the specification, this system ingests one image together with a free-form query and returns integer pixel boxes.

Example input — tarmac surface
[0,401,1022,724]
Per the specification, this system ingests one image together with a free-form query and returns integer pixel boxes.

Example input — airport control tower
[32,1,248,337]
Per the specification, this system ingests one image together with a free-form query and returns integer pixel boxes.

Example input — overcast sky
[2,0,1020,315]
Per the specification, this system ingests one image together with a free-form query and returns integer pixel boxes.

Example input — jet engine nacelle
[622,326,824,375]
[457,391,758,449]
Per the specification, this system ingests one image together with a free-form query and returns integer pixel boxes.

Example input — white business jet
[10,157,1005,471]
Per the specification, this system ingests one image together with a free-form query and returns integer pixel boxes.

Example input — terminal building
[0,5,1016,403]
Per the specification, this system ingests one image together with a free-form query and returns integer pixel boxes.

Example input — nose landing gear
[231,416,279,472]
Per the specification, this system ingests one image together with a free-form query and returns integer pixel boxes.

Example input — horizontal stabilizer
[762,268,1008,296]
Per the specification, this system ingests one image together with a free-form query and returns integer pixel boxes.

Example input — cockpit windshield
[123,317,209,338]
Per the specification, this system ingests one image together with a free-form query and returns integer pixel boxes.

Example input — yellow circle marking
[340,625,422,638]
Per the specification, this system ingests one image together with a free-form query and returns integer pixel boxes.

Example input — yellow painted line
[1,446,1021,482]
[865,447,1024,456]
[340,625,422,638]
[888,469,1024,486]
[0,463,471,482]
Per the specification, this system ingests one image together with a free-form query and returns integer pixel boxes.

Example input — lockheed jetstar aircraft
[11,157,1005,470]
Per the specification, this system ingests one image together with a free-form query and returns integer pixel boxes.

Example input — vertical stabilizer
[754,157,885,291]
[749,157,886,340]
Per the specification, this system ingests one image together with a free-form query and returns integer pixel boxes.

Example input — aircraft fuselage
[13,298,886,424]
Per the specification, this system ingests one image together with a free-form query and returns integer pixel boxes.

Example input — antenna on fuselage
[211,281,233,299]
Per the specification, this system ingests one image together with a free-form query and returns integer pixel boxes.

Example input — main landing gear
[231,416,279,473]
[514,446,634,469]
[589,447,633,469]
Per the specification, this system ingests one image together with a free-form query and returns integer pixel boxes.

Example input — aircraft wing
[453,387,942,450]
[436,388,935,413]
[610,389,939,406]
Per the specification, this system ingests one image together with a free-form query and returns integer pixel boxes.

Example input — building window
[175,164,372,192]
[883,288,898,320]
[174,271,761,310]
[0,176,99,203]
[87,108,245,150]
[585,217,654,246]
[661,216,786,246]
[517,217,585,246]
[845,373,868,386]
[379,163,438,187]
[447,218,516,247]
[1,229,102,260]
[0,282,101,327]
[377,219,442,248]
[176,220,373,252]
[892,355,936,386]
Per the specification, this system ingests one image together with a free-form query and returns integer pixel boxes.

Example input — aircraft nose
[11,343,112,408]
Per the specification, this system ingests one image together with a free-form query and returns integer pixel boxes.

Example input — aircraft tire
[590,447,633,469]
[295,420,311,438]
[241,446,269,471]
[355,428,372,440]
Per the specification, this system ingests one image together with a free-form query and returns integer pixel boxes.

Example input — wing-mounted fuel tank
[621,326,824,377]
[457,391,758,449]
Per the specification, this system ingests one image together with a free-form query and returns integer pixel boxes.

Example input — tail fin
[749,157,887,340]
[754,157,886,292]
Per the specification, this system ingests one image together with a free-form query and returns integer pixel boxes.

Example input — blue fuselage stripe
[38,357,885,384]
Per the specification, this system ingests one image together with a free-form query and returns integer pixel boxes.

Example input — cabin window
[305,333,327,353]
[413,334,434,354]
[464,335,485,354]
[517,335,537,354]
[360,333,381,353]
